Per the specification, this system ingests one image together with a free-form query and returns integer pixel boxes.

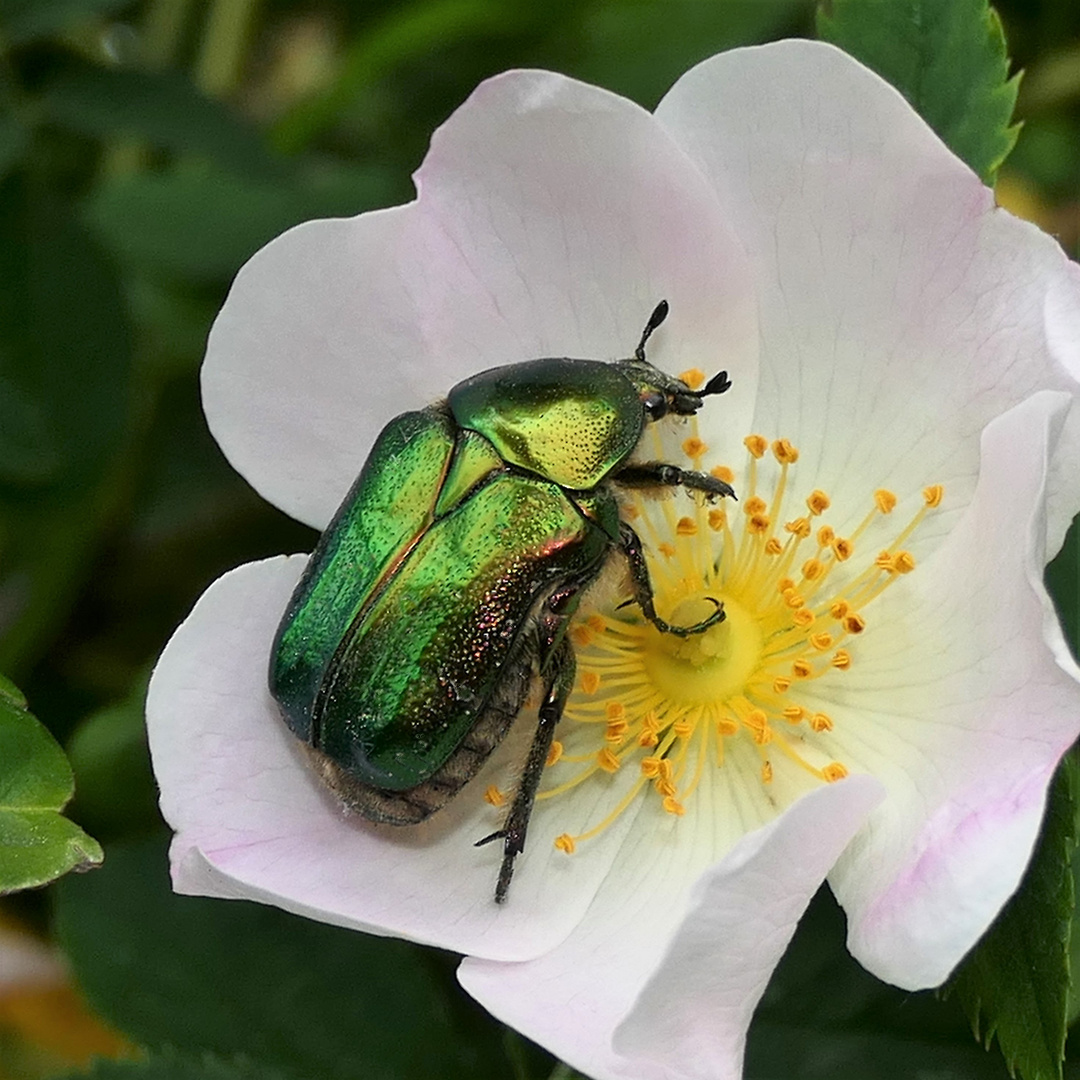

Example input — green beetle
[270,302,733,902]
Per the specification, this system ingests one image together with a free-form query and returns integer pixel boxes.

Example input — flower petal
[204,70,757,529]
[147,555,663,961]
[656,40,1080,553]
[460,776,882,1080]
[818,391,1080,988]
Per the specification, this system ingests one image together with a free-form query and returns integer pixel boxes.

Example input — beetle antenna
[701,370,732,396]
[635,300,669,362]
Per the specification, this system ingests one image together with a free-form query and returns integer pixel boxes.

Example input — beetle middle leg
[618,521,724,637]
[476,608,577,903]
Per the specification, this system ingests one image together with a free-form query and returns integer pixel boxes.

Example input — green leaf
[0,0,132,44]
[41,65,284,181]
[84,162,398,283]
[54,836,514,1080]
[0,677,102,892]
[947,756,1077,1080]
[816,0,1021,182]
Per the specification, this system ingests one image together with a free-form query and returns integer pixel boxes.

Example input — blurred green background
[0,1,1078,1078]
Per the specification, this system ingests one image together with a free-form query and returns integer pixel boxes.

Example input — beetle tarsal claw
[666,596,725,637]
[474,829,506,848]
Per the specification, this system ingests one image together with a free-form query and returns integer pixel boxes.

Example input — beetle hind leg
[476,615,576,903]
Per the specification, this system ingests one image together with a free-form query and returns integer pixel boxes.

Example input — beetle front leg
[613,461,735,501]
[476,615,575,904]
[618,521,725,637]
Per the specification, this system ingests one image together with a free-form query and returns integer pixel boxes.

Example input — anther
[711,465,735,484]
[802,558,824,580]
[708,509,726,531]
[663,796,686,816]
[485,785,506,806]
[785,517,811,538]
[772,439,799,464]
[792,659,813,678]
[893,551,915,573]
[806,490,830,514]
[606,702,626,721]
[744,435,767,458]
[555,834,576,854]
[597,748,621,772]
[793,608,815,627]
[829,600,849,620]
[832,538,853,561]
[679,368,706,390]
[761,761,774,784]
[875,489,897,513]
[581,671,600,694]
[546,741,564,766]
[658,542,676,558]
[810,632,833,650]
[682,437,707,460]
[924,484,944,507]
[765,538,783,555]
[677,516,697,536]
[817,526,835,546]
[822,763,849,782]
[782,705,805,723]
[831,650,851,670]
[745,496,768,516]
[641,757,662,778]
[810,712,834,732]
[842,613,866,634]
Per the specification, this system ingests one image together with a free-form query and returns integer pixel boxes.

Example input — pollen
[524,425,942,860]
[484,785,506,807]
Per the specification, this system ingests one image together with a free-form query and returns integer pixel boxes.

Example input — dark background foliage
[0,1,1078,1078]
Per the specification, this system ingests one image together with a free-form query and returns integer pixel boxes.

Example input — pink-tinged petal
[818,391,1080,989]
[204,70,757,530]
[657,40,1080,553]
[146,555,660,961]
[460,776,882,1080]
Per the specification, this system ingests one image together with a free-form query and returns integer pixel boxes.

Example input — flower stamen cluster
[528,395,943,855]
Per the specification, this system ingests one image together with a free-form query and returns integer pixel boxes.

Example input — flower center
[642,594,762,704]
[482,372,943,856]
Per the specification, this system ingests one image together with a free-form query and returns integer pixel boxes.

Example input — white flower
[147,40,1080,1080]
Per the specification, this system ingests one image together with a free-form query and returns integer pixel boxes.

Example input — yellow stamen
[485,785,505,807]
[524,428,943,858]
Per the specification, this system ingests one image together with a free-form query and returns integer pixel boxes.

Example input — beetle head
[614,300,732,423]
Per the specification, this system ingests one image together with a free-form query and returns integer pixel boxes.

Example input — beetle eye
[643,393,668,421]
